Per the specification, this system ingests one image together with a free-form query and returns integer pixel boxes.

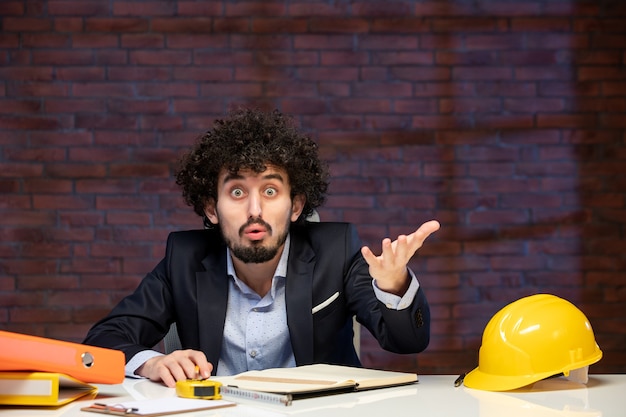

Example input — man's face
[204,165,304,264]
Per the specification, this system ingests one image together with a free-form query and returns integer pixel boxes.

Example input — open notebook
[213,364,418,398]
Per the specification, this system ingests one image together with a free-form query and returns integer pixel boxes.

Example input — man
[83,108,440,388]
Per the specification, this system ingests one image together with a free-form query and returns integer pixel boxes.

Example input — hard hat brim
[463,348,603,392]
[463,366,557,392]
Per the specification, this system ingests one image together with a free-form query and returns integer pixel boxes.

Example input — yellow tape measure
[176,379,222,400]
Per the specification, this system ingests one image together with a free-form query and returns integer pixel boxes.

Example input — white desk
[1,375,624,417]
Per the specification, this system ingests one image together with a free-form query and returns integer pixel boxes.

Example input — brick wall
[1,0,624,375]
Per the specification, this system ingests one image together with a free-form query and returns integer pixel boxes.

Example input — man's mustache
[238,218,273,237]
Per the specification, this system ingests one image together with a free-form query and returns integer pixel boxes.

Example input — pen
[454,373,465,387]
[193,365,211,380]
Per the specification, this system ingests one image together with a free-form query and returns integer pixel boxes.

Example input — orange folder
[0,330,124,384]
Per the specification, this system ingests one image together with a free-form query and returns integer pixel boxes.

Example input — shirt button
[249,350,257,358]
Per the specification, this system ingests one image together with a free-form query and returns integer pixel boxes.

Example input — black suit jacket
[84,222,430,375]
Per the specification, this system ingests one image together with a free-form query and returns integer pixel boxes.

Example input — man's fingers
[416,220,440,240]
[159,370,176,388]
[170,350,211,380]
[394,235,408,263]
[380,237,393,263]
[406,220,440,250]
[143,349,213,388]
[362,220,441,268]
[185,350,213,379]
[156,354,189,387]
[361,245,376,265]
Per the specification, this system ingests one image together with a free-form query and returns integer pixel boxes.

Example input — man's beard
[224,216,290,264]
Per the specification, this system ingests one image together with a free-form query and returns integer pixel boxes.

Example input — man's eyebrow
[222,172,285,184]
[262,173,285,182]
[222,172,244,184]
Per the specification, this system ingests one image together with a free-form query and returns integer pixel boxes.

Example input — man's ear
[291,194,306,222]
[204,199,219,225]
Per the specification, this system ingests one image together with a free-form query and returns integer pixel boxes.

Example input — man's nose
[247,193,262,217]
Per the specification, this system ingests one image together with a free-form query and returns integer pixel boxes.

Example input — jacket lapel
[197,249,229,371]
[285,227,315,365]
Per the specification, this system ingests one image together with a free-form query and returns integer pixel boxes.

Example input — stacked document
[0,371,97,406]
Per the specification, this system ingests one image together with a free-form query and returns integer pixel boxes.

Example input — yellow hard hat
[463,294,602,391]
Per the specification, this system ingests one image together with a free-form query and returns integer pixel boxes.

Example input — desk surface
[1,374,623,417]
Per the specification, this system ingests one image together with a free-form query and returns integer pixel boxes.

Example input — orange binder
[0,330,124,384]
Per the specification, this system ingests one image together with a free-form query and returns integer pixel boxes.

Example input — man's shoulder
[290,222,362,264]
[166,228,224,254]
[298,221,354,234]
[168,228,218,240]
[292,221,359,246]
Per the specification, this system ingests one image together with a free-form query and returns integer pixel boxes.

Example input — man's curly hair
[176,108,330,224]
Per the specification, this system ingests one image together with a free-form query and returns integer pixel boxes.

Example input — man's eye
[264,187,277,197]
[231,188,244,198]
